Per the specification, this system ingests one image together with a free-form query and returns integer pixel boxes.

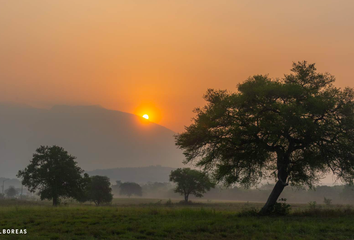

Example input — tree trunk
[53,196,59,206]
[259,151,290,214]
[184,194,189,203]
[260,180,287,214]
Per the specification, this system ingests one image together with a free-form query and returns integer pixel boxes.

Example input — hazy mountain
[0,104,185,178]
[88,165,176,183]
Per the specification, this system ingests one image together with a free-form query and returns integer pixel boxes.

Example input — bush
[271,198,291,216]
[165,199,173,207]
[240,198,291,216]
[308,201,317,210]
[323,197,332,207]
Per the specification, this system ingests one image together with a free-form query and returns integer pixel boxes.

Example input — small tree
[119,182,142,197]
[86,176,113,206]
[5,186,18,198]
[169,168,215,203]
[17,145,89,206]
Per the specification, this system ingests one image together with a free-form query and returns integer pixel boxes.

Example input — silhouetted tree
[176,61,354,214]
[169,168,215,202]
[112,180,122,196]
[17,145,89,206]
[119,182,142,197]
[5,186,18,198]
[86,175,113,206]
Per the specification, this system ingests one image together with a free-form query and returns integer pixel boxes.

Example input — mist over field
[1,1,354,239]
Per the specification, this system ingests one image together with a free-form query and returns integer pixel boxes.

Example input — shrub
[271,198,291,216]
[308,201,317,210]
[257,198,291,216]
[323,197,332,207]
[165,199,173,207]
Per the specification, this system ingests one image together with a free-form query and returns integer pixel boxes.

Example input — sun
[142,114,149,120]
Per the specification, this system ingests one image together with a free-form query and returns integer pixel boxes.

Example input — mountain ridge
[0,103,184,178]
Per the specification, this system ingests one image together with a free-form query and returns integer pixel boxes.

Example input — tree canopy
[169,168,215,202]
[119,182,142,197]
[176,61,354,213]
[86,175,113,206]
[17,145,89,206]
[5,186,18,198]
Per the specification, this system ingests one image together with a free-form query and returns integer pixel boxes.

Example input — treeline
[11,144,354,206]
[110,182,354,205]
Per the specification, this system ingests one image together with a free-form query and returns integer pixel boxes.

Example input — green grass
[0,199,354,239]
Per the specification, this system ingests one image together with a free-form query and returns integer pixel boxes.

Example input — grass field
[0,198,354,240]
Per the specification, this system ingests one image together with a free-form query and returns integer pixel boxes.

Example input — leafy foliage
[308,201,317,210]
[86,176,113,206]
[271,198,291,216]
[169,168,215,202]
[176,61,354,211]
[17,145,89,205]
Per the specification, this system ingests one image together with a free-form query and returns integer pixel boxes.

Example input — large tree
[17,145,89,206]
[176,62,354,213]
[169,168,215,203]
[86,175,113,206]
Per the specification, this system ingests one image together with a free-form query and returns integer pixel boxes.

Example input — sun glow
[134,102,162,124]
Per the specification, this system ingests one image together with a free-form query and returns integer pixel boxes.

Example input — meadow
[0,198,353,240]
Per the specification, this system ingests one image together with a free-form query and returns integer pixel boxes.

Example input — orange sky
[1,0,354,132]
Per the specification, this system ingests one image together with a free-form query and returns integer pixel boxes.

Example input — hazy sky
[1,0,354,132]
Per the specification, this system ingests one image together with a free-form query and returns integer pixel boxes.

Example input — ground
[0,198,353,239]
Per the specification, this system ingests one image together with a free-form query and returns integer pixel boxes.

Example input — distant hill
[0,104,184,178]
[87,165,176,183]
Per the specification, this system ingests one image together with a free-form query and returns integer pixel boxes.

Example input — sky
[1,0,354,132]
